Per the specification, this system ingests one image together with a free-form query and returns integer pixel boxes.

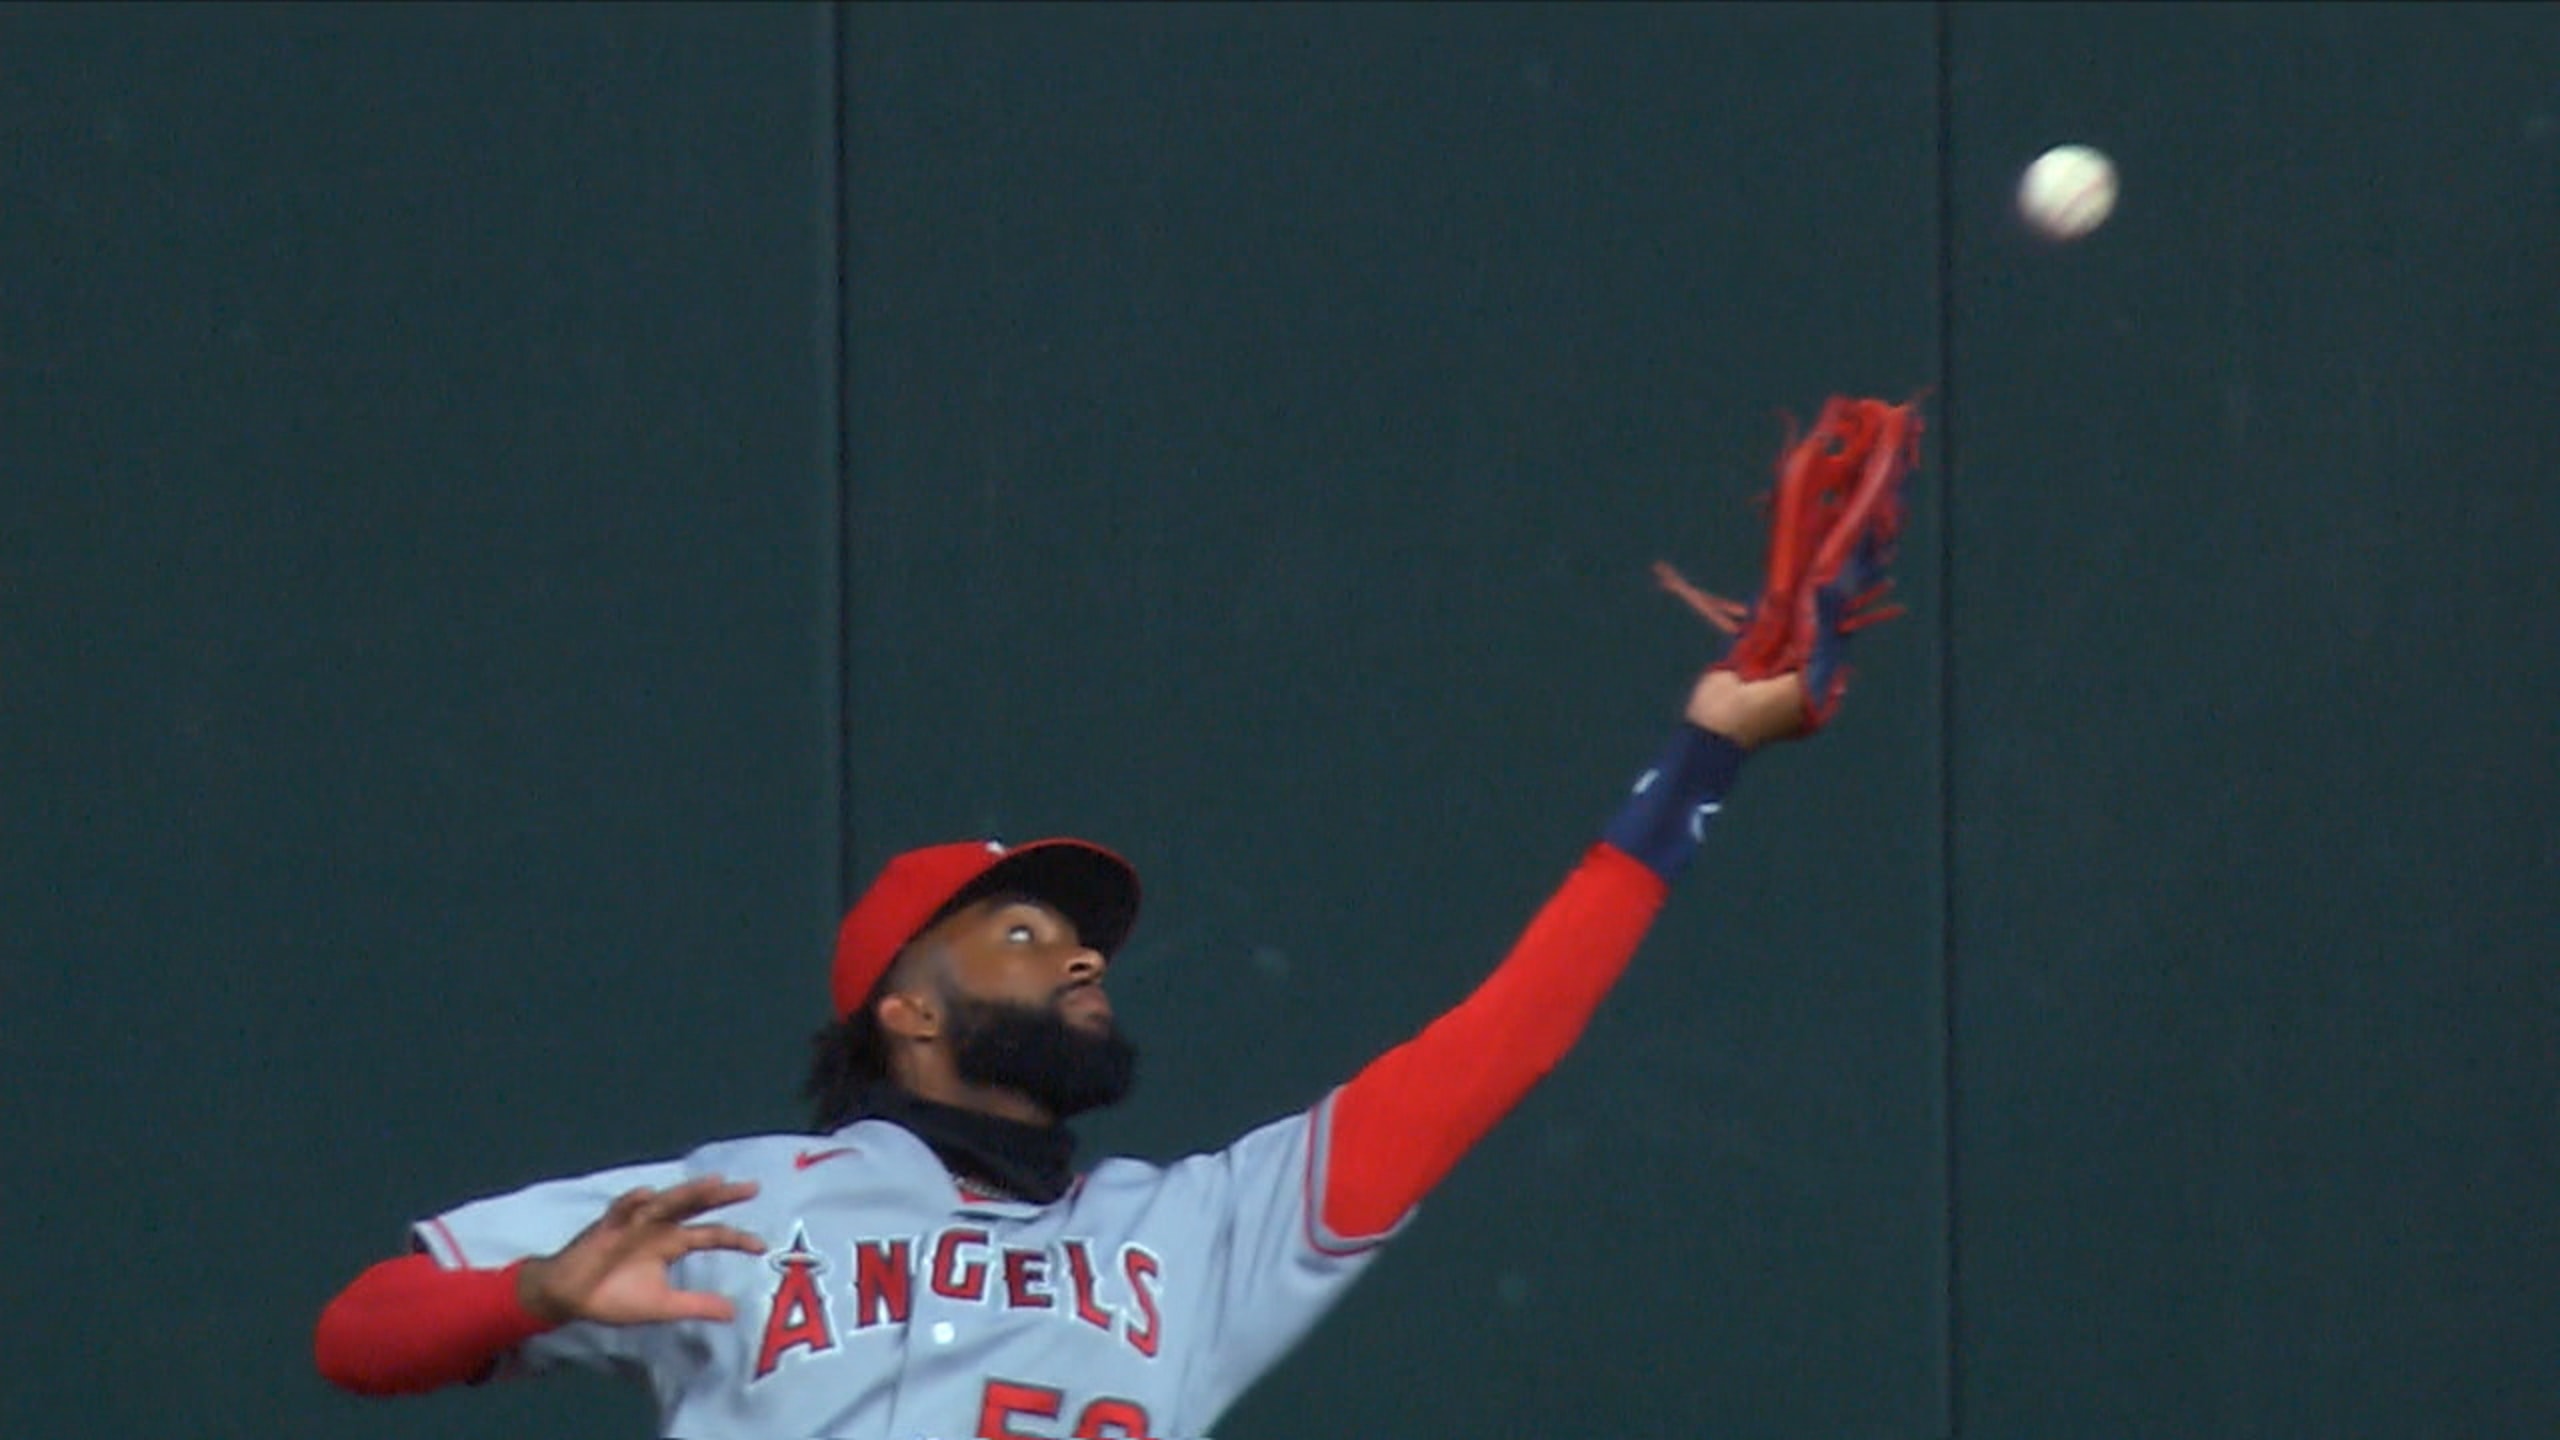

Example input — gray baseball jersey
[413,1089,1401,1439]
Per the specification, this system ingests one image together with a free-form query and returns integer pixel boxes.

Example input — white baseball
[2017,144,2118,240]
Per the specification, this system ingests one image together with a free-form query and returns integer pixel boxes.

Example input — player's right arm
[312,1252,551,1396]
[314,1175,765,1396]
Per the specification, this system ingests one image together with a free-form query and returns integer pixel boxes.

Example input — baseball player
[314,398,1920,1440]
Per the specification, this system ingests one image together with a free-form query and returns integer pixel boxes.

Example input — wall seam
[1932,4,1966,1438]
[827,0,855,912]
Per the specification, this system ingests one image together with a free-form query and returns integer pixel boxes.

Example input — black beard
[945,990,1138,1120]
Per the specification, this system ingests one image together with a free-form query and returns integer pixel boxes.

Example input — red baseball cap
[830,837,1141,1019]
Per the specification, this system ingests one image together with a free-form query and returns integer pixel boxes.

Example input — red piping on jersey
[313,1253,555,1396]
[424,1215,468,1266]
[1298,1091,1385,1258]
[1318,842,1668,1242]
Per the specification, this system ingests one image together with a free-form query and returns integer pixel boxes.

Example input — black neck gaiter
[852,1081,1078,1204]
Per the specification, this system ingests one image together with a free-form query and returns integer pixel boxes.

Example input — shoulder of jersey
[680,1126,913,1179]
[1081,1151,1224,1193]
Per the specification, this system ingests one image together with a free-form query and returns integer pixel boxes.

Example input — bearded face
[940,981,1138,1119]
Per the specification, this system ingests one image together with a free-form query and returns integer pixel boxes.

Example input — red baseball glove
[1653,395,1924,733]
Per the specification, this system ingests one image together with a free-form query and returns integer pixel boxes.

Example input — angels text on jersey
[752,1223,1167,1380]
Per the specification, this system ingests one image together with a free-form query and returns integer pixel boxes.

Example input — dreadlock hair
[803,1004,889,1133]
[802,884,1001,1131]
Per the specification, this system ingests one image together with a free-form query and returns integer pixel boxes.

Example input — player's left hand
[1657,394,1922,736]
[1686,668,1811,750]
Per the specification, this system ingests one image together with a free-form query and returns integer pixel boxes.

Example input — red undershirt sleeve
[1320,841,1670,1240]
[313,1252,557,1396]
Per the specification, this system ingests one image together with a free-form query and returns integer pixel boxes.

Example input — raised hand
[1657,395,1923,735]
[516,1177,768,1327]
[1686,667,1812,751]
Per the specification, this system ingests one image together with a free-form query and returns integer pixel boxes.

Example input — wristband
[1601,724,1745,883]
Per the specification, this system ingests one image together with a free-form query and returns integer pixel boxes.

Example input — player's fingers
[604,1186,660,1224]
[661,1291,738,1325]
[675,1224,768,1257]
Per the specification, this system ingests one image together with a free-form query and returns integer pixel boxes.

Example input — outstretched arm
[1316,390,1923,1239]
[1318,669,1809,1241]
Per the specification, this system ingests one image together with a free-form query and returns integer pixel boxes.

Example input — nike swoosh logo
[794,1146,856,1171]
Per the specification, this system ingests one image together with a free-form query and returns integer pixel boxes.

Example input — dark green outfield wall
[5,4,2549,1437]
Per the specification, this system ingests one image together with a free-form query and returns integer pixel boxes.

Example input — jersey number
[978,1379,1151,1439]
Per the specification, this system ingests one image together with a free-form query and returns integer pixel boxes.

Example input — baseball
[2017,144,2118,240]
